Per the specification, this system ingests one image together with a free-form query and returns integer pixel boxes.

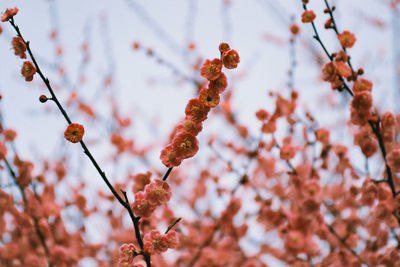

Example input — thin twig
[303,2,397,200]
[165,217,182,234]
[8,17,152,267]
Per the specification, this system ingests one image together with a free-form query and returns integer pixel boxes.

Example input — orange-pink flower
[209,73,228,93]
[64,123,85,143]
[199,87,220,108]
[3,129,17,142]
[255,109,269,121]
[350,108,371,126]
[334,61,352,78]
[165,231,179,249]
[280,145,296,160]
[222,49,240,69]
[338,30,356,48]
[160,144,182,168]
[172,132,199,159]
[1,7,18,22]
[218,42,230,53]
[144,179,172,206]
[200,58,222,81]
[21,61,36,82]
[185,98,210,122]
[143,230,169,255]
[387,149,400,172]
[132,172,151,193]
[301,10,316,23]
[321,62,337,83]
[351,91,373,111]
[315,128,330,144]
[118,243,137,266]
[132,191,156,217]
[178,119,203,136]
[11,37,26,59]
[353,78,373,93]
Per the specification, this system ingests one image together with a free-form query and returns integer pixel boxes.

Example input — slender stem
[121,190,151,266]
[322,0,355,73]
[302,4,354,97]
[165,217,182,234]
[368,120,396,196]
[162,167,173,181]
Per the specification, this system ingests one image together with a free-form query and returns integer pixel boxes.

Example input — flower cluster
[143,230,178,255]
[2,8,38,82]
[118,231,178,265]
[160,43,239,167]
[131,179,171,217]
[321,53,353,90]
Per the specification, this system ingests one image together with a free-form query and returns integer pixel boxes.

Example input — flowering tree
[1,0,400,266]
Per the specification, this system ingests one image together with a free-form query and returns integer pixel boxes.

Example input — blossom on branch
[222,49,240,69]
[21,61,36,82]
[338,30,356,48]
[143,230,178,255]
[1,7,18,22]
[64,123,85,143]
[388,149,400,172]
[132,191,156,217]
[301,10,316,23]
[199,87,220,108]
[11,37,26,59]
[144,179,172,206]
[200,58,222,81]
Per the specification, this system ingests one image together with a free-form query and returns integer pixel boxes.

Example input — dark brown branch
[162,167,173,181]
[8,17,152,267]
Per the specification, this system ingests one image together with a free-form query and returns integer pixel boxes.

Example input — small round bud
[132,41,140,50]
[290,24,300,35]
[219,42,230,53]
[39,95,48,103]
